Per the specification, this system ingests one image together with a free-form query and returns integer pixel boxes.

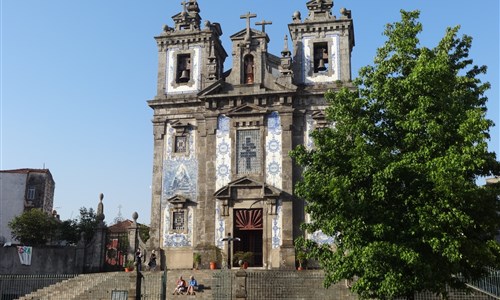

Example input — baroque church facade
[148,0,354,269]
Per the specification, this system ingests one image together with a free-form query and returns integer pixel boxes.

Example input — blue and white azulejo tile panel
[272,200,282,249]
[216,115,231,190]
[163,206,194,247]
[215,115,231,245]
[310,230,335,245]
[162,124,198,201]
[266,111,282,189]
[305,112,314,150]
[215,204,225,248]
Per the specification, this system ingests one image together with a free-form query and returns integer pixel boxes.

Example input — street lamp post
[132,212,142,300]
[221,233,240,269]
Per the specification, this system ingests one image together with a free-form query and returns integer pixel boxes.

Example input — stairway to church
[11,269,499,300]
[16,272,127,300]
[15,269,217,300]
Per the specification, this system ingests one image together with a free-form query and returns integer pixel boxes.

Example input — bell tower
[288,0,355,85]
[148,0,228,254]
[154,0,227,97]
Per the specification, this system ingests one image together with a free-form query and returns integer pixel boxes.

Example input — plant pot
[125,268,134,272]
[243,261,249,269]
[297,266,303,271]
[210,262,217,270]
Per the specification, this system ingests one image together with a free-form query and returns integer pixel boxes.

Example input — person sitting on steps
[172,276,187,295]
[187,275,198,295]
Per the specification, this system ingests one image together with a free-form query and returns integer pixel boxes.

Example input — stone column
[235,270,248,300]
[128,212,139,263]
[128,273,137,300]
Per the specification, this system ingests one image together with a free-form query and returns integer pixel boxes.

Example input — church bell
[317,58,327,71]
[179,69,190,82]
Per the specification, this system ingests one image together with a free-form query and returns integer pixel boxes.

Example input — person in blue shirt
[187,275,198,295]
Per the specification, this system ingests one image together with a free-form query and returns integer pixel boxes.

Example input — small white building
[0,169,55,244]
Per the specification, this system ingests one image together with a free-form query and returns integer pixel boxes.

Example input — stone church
[147,0,354,269]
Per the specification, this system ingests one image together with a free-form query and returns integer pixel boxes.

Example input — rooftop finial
[255,19,272,33]
[97,193,105,222]
[181,0,188,15]
[283,35,290,53]
[240,12,257,42]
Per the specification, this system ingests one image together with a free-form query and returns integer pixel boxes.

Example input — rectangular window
[172,211,185,230]
[27,186,35,200]
[174,136,188,153]
[313,42,329,73]
[236,129,261,174]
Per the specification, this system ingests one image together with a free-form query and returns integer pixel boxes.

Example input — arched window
[244,55,254,84]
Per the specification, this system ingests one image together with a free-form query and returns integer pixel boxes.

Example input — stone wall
[0,225,109,275]
[0,246,83,275]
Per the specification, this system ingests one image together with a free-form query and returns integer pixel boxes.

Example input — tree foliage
[77,207,100,243]
[8,209,58,246]
[8,206,101,246]
[138,223,150,243]
[291,10,500,299]
[57,218,80,244]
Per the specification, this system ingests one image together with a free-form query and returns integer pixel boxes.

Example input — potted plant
[207,245,222,270]
[124,260,135,272]
[233,251,254,269]
[296,250,307,270]
[193,253,201,270]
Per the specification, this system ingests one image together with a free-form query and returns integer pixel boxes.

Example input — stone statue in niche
[244,55,254,84]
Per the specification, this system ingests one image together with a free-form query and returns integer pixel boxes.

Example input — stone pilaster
[148,118,166,252]
[203,115,219,245]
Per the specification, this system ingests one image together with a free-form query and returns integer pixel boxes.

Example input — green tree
[291,10,500,299]
[8,209,58,246]
[138,223,150,243]
[57,218,79,244]
[78,207,100,243]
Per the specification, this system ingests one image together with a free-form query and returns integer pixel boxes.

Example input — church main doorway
[233,208,263,267]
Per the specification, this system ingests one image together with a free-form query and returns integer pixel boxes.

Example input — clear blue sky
[2,0,498,225]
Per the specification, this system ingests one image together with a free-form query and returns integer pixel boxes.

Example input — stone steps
[166,269,217,299]
[15,269,496,300]
[17,273,122,300]
[16,269,219,300]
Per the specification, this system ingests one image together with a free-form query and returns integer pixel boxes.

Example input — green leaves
[8,209,59,246]
[291,9,500,299]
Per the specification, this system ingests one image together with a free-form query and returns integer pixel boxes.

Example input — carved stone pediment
[167,194,195,209]
[311,110,329,128]
[214,176,281,216]
[226,103,268,117]
[230,28,268,42]
[170,120,194,129]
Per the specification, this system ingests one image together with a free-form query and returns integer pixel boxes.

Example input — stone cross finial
[181,0,188,14]
[255,19,272,33]
[240,12,257,41]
